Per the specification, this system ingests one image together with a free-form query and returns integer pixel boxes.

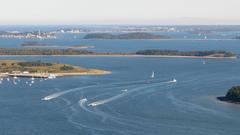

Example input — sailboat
[203,60,206,65]
[151,71,155,79]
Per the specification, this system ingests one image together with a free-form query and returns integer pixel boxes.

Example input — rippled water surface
[0,56,240,135]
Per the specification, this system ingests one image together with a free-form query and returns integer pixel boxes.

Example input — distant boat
[169,78,177,83]
[48,74,56,79]
[203,60,206,65]
[151,71,155,79]
[81,98,87,102]
[88,101,103,107]
[121,89,128,92]
[42,96,52,101]
[13,81,17,85]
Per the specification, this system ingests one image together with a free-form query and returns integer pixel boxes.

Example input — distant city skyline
[1,0,240,25]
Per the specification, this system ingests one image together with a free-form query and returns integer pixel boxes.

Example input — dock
[2,73,52,78]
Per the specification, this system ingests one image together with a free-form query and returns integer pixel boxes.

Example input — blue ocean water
[0,56,240,135]
[0,26,240,135]
[0,27,240,53]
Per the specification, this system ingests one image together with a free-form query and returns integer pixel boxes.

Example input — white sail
[151,71,155,78]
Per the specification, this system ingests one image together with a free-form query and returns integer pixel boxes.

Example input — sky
[0,0,240,25]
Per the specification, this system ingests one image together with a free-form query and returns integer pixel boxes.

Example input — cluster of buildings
[53,26,180,33]
[0,30,56,39]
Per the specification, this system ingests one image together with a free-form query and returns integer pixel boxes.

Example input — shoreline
[82,38,240,41]
[22,45,95,49]
[216,96,240,104]
[0,54,236,59]
[55,71,111,76]
[0,71,111,78]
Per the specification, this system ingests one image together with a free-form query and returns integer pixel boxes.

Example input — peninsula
[217,86,240,104]
[0,48,236,59]
[0,60,110,78]
[83,32,171,39]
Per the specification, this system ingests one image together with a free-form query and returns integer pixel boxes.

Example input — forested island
[84,32,171,39]
[0,60,110,78]
[136,50,235,57]
[233,36,240,39]
[0,48,236,58]
[217,86,240,104]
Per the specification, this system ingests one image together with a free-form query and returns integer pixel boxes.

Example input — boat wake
[88,91,128,107]
[42,86,93,101]
[41,79,150,101]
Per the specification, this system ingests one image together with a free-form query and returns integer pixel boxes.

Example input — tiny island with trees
[83,32,171,39]
[217,86,240,104]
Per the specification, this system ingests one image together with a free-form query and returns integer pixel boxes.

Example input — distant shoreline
[216,96,240,104]
[83,38,239,41]
[0,54,236,59]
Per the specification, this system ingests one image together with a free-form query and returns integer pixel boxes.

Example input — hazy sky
[0,0,240,25]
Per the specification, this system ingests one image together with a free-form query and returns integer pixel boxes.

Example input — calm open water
[0,27,240,135]
[0,56,240,135]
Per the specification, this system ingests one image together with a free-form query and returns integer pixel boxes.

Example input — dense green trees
[225,86,240,102]
[18,61,53,67]
[60,65,74,71]
[0,48,235,58]
[84,32,171,39]
[136,49,235,57]
[0,48,93,55]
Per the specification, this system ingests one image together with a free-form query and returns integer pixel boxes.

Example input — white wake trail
[88,91,127,107]
[42,86,93,101]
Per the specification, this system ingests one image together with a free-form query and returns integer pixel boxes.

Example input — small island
[233,36,240,39]
[0,60,110,78]
[84,32,171,40]
[217,86,240,104]
[136,50,236,58]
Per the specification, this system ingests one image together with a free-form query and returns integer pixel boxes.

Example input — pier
[0,73,56,79]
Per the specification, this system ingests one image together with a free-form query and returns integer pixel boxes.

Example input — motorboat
[169,78,177,83]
